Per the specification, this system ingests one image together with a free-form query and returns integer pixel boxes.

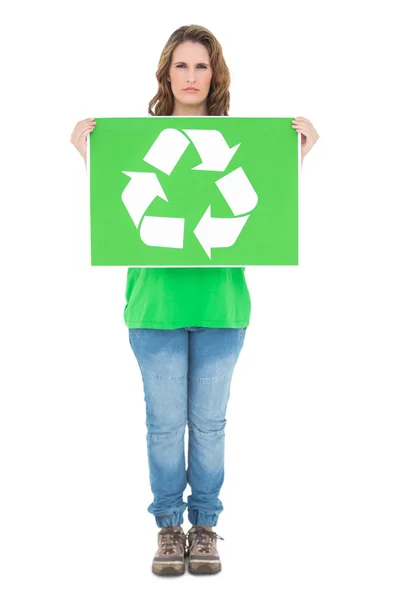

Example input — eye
[176,64,208,68]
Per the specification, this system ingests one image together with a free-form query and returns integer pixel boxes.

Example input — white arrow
[182,129,240,171]
[140,215,185,249]
[121,171,168,227]
[193,206,249,259]
[215,167,258,215]
[142,128,190,175]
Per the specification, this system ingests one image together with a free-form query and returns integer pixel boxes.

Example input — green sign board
[88,117,299,266]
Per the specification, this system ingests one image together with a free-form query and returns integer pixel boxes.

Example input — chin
[181,95,203,103]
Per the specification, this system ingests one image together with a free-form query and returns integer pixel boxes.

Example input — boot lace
[160,527,184,555]
[186,526,224,554]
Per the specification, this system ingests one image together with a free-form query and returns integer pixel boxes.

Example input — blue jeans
[128,326,247,528]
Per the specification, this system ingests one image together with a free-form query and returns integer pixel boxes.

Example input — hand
[70,118,96,165]
[292,117,319,165]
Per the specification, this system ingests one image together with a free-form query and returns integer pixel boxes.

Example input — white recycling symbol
[121,128,258,259]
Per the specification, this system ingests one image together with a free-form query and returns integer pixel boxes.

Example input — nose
[186,69,196,83]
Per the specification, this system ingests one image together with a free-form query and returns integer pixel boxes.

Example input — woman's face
[167,41,213,112]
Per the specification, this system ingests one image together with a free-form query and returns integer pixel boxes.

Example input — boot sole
[152,565,185,576]
[188,563,221,575]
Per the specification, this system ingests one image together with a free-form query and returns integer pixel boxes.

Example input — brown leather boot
[186,525,224,575]
[152,525,186,576]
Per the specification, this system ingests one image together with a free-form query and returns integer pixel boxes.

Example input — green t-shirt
[123,267,251,329]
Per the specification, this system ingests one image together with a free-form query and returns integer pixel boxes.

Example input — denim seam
[147,426,185,441]
[188,422,225,439]
[142,369,186,381]
[188,375,230,382]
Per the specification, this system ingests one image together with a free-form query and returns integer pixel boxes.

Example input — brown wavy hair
[148,25,231,117]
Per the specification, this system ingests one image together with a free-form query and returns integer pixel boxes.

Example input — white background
[1,0,399,598]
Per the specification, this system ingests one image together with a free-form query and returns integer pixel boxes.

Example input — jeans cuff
[155,512,185,528]
[188,508,219,527]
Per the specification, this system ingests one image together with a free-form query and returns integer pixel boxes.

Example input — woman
[70,24,319,577]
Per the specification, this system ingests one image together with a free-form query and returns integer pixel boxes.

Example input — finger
[71,124,94,145]
[293,118,314,133]
[300,118,314,130]
[293,124,309,133]
[295,124,316,137]
[294,127,318,143]
[78,120,96,130]
[75,122,96,139]
[78,125,95,140]
[74,119,96,133]
[293,123,311,132]
[293,126,311,139]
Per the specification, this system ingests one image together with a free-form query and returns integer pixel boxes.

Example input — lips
[184,88,198,91]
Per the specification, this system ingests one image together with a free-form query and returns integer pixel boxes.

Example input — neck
[171,99,208,117]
